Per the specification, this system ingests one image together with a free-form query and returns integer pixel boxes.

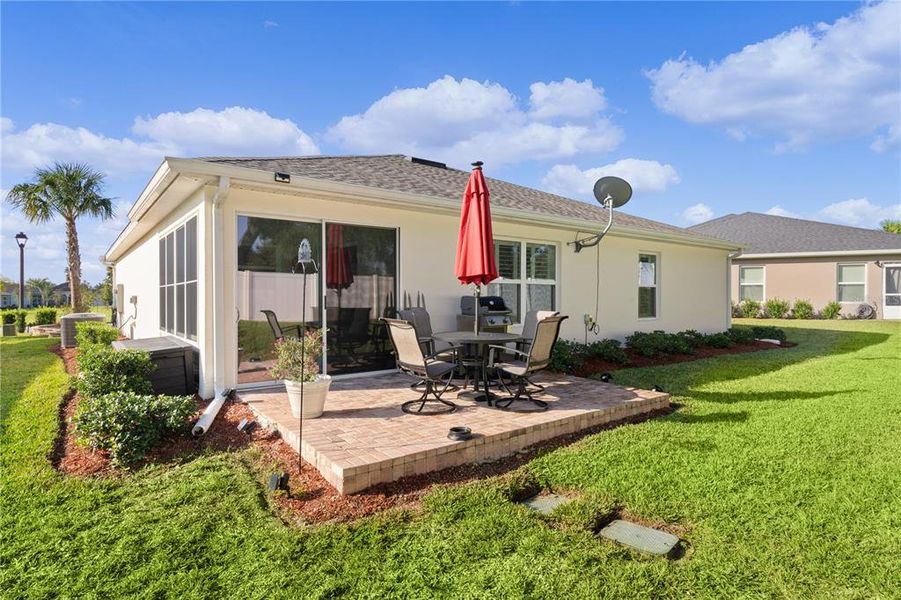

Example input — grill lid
[460,295,511,315]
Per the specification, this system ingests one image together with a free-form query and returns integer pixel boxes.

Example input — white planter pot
[284,375,332,419]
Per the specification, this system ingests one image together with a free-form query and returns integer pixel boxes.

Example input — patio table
[432,331,522,405]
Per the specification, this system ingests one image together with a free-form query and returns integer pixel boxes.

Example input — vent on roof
[407,156,447,169]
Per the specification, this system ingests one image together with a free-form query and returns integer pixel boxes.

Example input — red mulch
[573,340,792,378]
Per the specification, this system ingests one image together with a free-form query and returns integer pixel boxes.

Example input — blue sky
[2,1,899,281]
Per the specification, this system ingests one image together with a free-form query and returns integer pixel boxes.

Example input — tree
[26,277,54,307]
[5,163,113,311]
[880,219,901,234]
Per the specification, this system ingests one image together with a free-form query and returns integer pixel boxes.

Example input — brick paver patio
[240,372,669,494]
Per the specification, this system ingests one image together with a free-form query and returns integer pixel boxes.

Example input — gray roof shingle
[689,212,901,254]
[196,154,730,245]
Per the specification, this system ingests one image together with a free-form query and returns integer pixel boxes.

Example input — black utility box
[112,335,198,395]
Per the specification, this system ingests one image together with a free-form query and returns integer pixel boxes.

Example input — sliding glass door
[235,215,397,385]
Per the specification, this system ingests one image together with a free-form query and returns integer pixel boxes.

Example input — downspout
[193,176,231,436]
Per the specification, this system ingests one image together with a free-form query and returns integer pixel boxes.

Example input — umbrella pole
[473,284,480,335]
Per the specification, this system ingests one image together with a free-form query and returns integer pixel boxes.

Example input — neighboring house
[0,290,15,308]
[106,155,740,397]
[51,282,72,307]
[690,212,901,319]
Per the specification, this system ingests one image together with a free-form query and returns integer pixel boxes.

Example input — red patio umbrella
[455,161,498,334]
[326,223,354,309]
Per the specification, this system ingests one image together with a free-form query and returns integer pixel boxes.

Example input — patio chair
[261,310,302,342]
[489,315,567,412]
[514,309,560,391]
[382,318,459,415]
[398,307,438,353]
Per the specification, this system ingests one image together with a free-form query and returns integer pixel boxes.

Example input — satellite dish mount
[569,176,633,253]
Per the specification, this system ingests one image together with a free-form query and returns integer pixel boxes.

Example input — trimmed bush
[15,310,26,333]
[792,299,815,320]
[704,332,734,348]
[750,325,787,342]
[821,301,842,320]
[727,327,756,344]
[678,329,707,349]
[75,321,119,348]
[731,302,743,318]
[33,308,57,326]
[626,330,693,357]
[74,391,195,465]
[549,339,585,372]
[584,339,629,364]
[1,311,15,325]
[739,299,761,318]
[77,347,154,398]
[762,297,790,319]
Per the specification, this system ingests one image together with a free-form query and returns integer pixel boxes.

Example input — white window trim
[837,262,867,304]
[738,265,766,302]
[638,251,660,321]
[159,211,200,341]
[492,238,560,326]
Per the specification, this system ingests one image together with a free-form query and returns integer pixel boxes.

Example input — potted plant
[2,312,16,337]
[270,329,331,419]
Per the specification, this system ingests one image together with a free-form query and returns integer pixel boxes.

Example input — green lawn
[2,320,900,598]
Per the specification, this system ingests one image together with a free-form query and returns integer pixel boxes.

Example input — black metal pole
[299,261,307,479]
[18,243,25,309]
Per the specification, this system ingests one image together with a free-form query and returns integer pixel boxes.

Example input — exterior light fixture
[274,172,291,184]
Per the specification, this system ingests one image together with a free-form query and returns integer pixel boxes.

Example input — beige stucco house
[690,212,901,319]
[105,155,740,398]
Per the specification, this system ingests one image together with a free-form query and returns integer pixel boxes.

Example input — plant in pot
[2,312,17,337]
[270,329,331,419]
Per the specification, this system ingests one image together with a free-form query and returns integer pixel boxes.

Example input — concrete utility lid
[520,493,570,515]
[598,519,681,558]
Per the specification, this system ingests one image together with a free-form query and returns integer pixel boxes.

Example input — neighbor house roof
[689,212,901,256]
[197,154,728,244]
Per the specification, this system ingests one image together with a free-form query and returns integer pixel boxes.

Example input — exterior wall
[219,186,732,389]
[730,256,892,317]
[112,190,211,393]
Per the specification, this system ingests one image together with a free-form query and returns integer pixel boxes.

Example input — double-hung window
[638,253,658,319]
[739,266,765,301]
[488,240,557,324]
[159,216,198,340]
[837,264,866,303]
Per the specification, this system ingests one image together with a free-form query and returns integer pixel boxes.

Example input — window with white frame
[488,239,557,324]
[837,263,866,303]
[739,266,765,301]
[159,216,198,340]
[638,253,658,319]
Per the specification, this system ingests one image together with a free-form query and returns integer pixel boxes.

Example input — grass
[2,320,900,598]
[0,305,112,328]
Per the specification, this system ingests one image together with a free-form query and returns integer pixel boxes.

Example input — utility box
[112,336,197,396]
[60,313,106,348]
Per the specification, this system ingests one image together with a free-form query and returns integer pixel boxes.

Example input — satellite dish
[593,176,632,208]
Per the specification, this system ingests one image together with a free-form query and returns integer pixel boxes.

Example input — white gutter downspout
[193,176,230,436]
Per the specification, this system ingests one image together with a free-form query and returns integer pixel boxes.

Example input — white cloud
[680,203,714,225]
[646,2,901,151]
[132,106,319,157]
[326,75,623,167]
[1,106,319,179]
[817,197,901,227]
[263,20,279,28]
[765,205,800,218]
[541,159,680,197]
[528,78,607,120]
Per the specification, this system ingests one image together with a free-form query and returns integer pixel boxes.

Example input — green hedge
[792,299,815,320]
[76,346,154,398]
[33,308,57,326]
[75,321,119,347]
[821,301,842,320]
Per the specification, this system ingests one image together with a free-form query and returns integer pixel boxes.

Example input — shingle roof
[689,212,901,254]
[196,154,730,245]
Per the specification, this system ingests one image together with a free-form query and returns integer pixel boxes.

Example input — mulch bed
[573,340,793,378]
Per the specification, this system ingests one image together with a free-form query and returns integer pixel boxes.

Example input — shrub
[821,301,842,320]
[626,330,693,357]
[678,329,707,349]
[1,311,15,325]
[762,297,790,319]
[704,332,734,348]
[33,307,58,326]
[792,299,815,320]
[15,310,26,333]
[77,347,154,398]
[731,302,743,318]
[584,339,629,364]
[75,321,119,347]
[549,339,586,372]
[727,327,756,344]
[750,325,787,342]
[739,299,761,318]
[75,391,195,465]
[270,329,323,382]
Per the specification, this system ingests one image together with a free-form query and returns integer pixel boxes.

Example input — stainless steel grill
[457,295,513,333]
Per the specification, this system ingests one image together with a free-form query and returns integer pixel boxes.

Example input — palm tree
[6,163,113,311]
[880,219,901,234]
[26,277,54,307]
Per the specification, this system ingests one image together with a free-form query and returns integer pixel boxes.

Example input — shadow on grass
[0,337,65,432]
[667,411,749,424]
[687,389,856,405]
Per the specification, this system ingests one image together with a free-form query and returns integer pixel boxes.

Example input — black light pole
[15,232,28,309]
[292,238,318,480]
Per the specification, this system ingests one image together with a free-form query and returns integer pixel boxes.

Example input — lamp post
[15,232,28,309]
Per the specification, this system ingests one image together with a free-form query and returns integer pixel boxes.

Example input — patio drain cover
[520,493,570,515]
[598,519,680,558]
